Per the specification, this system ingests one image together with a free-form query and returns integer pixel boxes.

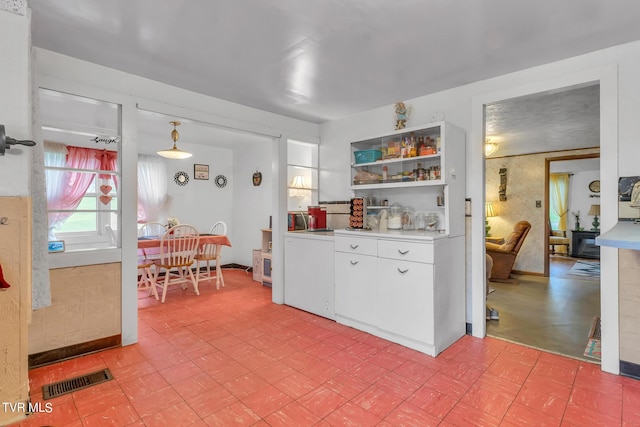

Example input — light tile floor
[16,270,640,426]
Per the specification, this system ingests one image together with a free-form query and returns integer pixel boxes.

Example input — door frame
[471,65,619,374]
[545,153,600,276]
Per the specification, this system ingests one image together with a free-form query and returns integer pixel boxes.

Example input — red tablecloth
[137,234,232,250]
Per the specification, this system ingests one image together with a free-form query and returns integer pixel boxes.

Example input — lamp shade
[290,175,308,189]
[157,121,192,159]
[289,175,310,198]
[485,140,499,157]
[485,202,496,218]
[588,204,600,216]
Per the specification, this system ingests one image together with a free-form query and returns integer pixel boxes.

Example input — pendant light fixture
[157,121,192,159]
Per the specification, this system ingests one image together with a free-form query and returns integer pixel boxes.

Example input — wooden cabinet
[571,230,600,259]
[284,234,335,319]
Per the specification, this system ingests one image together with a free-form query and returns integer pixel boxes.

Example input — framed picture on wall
[194,164,209,180]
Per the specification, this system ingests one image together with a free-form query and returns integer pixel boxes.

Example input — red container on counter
[307,206,327,230]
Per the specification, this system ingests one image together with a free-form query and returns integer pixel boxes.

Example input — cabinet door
[377,259,434,344]
[284,237,335,319]
[334,251,377,326]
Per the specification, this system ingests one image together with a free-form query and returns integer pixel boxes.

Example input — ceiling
[29,0,640,126]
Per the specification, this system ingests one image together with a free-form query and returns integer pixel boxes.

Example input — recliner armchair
[485,220,531,281]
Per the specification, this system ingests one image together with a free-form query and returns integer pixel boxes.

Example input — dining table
[137,233,232,289]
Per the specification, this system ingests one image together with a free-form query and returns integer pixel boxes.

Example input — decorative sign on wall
[90,136,120,145]
[194,164,209,180]
[499,168,507,201]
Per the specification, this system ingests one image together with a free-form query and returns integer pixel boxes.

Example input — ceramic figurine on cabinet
[395,102,409,130]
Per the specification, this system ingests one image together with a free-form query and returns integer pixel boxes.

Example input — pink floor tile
[201,401,260,426]
[405,385,458,419]
[323,401,381,427]
[19,270,640,427]
[297,385,348,418]
[240,384,292,418]
[263,401,321,427]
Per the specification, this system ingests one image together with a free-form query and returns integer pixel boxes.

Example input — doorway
[482,85,602,360]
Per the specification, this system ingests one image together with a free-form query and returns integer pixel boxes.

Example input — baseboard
[511,269,544,277]
[29,335,121,369]
[620,360,640,380]
[220,263,252,272]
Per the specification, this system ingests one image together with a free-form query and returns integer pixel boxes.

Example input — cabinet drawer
[378,239,433,263]
[335,235,377,256]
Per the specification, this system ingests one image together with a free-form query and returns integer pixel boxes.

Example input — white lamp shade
[157,146,193,159]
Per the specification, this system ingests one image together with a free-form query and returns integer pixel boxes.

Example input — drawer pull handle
[398,268,409,274]
[350,260,359,265]
[398,249,410,255]
[350,244,359,250]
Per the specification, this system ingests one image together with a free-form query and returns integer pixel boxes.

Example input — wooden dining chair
[138,222,167,260]
[137,249,159,300]
[138,221,167,237]
[194,221,227,289]
[151,224,200,303]
[209,221,227,236]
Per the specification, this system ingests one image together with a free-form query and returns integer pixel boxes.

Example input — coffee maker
[307,206,327,230]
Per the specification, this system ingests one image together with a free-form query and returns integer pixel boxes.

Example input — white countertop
[596,221,640,250]
[334,228,448,241]
[286,230,335,241]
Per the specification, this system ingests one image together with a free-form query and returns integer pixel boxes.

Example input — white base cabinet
[377,259,434,344]
[284,233,335,319]
[334,232,465,357]
[334,252,378,327]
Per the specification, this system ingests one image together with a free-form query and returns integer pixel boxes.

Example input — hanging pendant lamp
[157,121,192,159]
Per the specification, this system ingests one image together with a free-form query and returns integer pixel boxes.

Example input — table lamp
[485,202,496,237]
[588,204,600,232]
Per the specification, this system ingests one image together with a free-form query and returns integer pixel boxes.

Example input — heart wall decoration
[99,195,113,205]
[100,185,112,195]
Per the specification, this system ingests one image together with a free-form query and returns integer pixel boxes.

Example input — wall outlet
[536,200,542,208]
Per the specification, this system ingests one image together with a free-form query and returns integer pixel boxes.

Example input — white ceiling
[29,0,640,125]
[32,1,635,157]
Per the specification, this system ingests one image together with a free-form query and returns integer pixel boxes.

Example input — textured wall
[28,263,121,354]
[486,148,599,274]
[619,249,640,365]
[0,197,31,425]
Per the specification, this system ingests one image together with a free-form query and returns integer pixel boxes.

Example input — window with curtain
[550,173,570,230]
[44,142,119,249]
[137,154,168,223]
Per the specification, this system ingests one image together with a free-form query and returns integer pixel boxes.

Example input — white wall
[569,170,601,230]
[232,140,274,267]
[0,9,31,196]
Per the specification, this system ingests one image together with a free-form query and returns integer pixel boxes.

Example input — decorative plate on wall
[215,174,228,188]
[174,171,189,186]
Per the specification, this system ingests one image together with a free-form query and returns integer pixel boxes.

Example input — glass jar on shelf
[401,206,415,230]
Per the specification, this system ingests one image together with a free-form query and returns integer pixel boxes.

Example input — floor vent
[42,369,113,400]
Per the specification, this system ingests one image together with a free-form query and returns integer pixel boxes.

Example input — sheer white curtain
[137,154,168,222]
[44,141,68,238]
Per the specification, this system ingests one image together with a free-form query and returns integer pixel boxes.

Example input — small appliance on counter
[307,206,327,230]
